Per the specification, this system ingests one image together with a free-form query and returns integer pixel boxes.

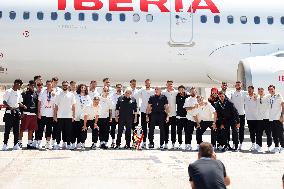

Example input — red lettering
[191,0,220,13]
[58,0,67,10]
[282,76,284,81]
[109,0,133,11]
[74,0,103,10]
[175,0,183,12]
[140,0,169,12]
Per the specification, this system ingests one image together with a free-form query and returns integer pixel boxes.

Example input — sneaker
[53,144,60,150]
[178,144,183,150]
[101,143,108,150]
[271,147,280,153]
[256,146,264,153]
[111,143,116,148]
[238,143,243,150]
[141,142,146,149]
[233,144,239,152]
[279,147,284,153]
[114,145,121,149]
[249,143,256,151]
[27,144,36,150]
[267,146,273,152]
[124,145,131,149]
[13,143,21,150]
[164,143,168,150]
[38,143,42,150]
[70,143,76,150]
[81,143,86,150]
[148,143,154,149]
[159,145,164,150]
[2,144,8,151]
[218,145,223,151]
[45,142,52,150]
[185,144,192,151]
[91,143,96,150]
[66,145,71,150]
[62,142,67,150]
[76,143,82,149]
[32,140,38,148]
[18,142,23,148]
[196,144,200,151]
[171,143,175,149]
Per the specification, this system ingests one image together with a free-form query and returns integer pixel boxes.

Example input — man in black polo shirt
[115,88,138,149]
[146,87,169,149]
[176,85,190,149]
[188,142,231,189]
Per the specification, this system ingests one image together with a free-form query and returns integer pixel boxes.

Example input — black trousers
[110,118,118,140]
[43,116,56,140]
[165,116,177,144]
[256,120,272,147]
[141,113,150,142]
[196,121,217,145]
[149,113,166,146]
[56,118,73,145]
[116,117,133,146]
[3,113,20,145]
[35,118,44,141]
[71,121,81,144]
[270,120,284,148]
[247,120,258,143]
[187,120,196,145]
[177,118,186,144]
[132,114,140,130]
[239,115,245,144]
[80,120,98,144]
[223,122,239,146]
[98,118,109,142]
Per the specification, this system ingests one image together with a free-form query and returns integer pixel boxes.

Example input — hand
[134,117,138,124]
[221,124,225,129]
[82,126,88,131]
[212,123,217,130]
[166,116,170,123]
[115,117,119,123]
[72,118,75,122]
[109,118,112,123]
[146,116,149,123]
[23,105,27,110]
[53,117,58,122]
[236,123,240,129]
[279,115,284,123]
[196,123,201,129]
[94,124,98,129]
[38,114,41,119]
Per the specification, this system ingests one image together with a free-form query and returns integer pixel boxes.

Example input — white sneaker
[271,147,280,153]
[249,143,256,151]
[171,143,175,149]
[164,143,168,150]
[66,145,71,150]
[70,143,76,150]
[185,144,192,151]
[238,143,243,150]
[53,144,60,150]
[2,144,8,151]
[33,140,38,148]
[255,145,263,153]
[267,146,273,152]
[45,142,52,150]
[178,144,183,150]
[38,141,42,150]
[81,143,85,150]
[62,142,67,149]
[13,144,21,150]
[196,144,200,151]
[76,143,81,149]
[279,147,284,153]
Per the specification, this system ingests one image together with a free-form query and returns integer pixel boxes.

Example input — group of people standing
[2,77,284,153]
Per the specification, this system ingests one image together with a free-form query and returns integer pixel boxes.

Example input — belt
[23,112,36,116]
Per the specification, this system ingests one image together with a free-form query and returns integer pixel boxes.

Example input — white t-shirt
[197,103,216,122]
[139,88,155,113]
[53,87,62,95]
[162,89,178,117]
[74,94,92,121]
[3,88,23,108]
[38,89,56,117]
[89,89,100,100]
[268,94,283,121]
[110,93,122,117]
[230,90,247,115]
[244,95,258,120]
[256,95,270,120]
[183,96,198,122]
[97,86,115,95]
[99,96,112,118]
[81,105,100,120]
[54,91,76,119]
[131,88,140,109]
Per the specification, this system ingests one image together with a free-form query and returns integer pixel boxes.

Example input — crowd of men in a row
[1,76,284,153]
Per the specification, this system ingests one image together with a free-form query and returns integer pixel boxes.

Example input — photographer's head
[198,142,215,159]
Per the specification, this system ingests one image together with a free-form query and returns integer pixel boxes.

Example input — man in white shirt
[53,81,76,150]
[195,96,217,150]
[89,80,100,100]
[138,79,155,148]
[183,87,199,151]
[2,79,24,151]
[97,78,115,95]
[268,85,284,153]
[162,80,178,149]
[52,77,62,94]
[109,84,123,148]
[230,81,246,150]
[69,81,77,95]
[256,87,272,152]
[244,86,258,151]
[38,80,57,150]
[130,79,140,137]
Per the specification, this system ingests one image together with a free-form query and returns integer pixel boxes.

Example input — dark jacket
[215,99,239,125]
[116,96,137,119]
[176,92,190,117]
[21,90,38,114]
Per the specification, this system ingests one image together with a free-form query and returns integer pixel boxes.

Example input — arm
[83,114,88,131]
[53,105,58,122]
[38,100,42,119]
[72,104,75,122]
[94,115,99,129]
[224,176,231,186]
[133,99,138,123]
[190,182,196,189]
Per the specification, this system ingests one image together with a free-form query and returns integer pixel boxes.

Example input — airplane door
[170,0,193,44]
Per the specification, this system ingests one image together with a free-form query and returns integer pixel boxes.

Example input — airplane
[0,0,284,94]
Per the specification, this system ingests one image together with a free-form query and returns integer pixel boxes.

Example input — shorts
[21,115,38,131]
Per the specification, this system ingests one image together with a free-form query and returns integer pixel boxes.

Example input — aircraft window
[240,16,247,24]
[146,14,153,22]
[92,13,99,21]
[0,11,2,19]
[37,12,44,20]
[106,13,112,21]
[200,15,207,23]
[120,13,126,22]
[51,12,58,20]
[214,15,220,24]
[79,13,85,21]
[133,13,140,22]
[227,15,233,24]
[267,16,273,25]
[9,11,16,20]
[65,12,71,21]
[254,16,260,24]
[281,17,284,25]
[23,12,30,20]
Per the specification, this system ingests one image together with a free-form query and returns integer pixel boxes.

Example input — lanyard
[270,95,276,109]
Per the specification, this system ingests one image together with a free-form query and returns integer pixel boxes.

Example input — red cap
[211,87,218,94]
